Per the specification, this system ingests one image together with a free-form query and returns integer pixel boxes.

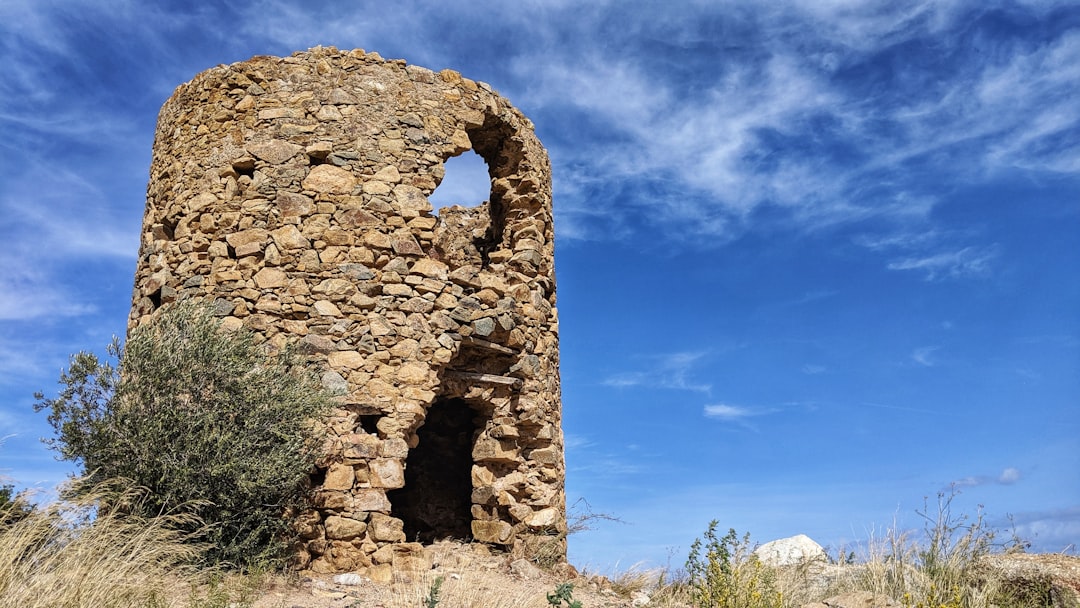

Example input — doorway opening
[387,398,478,543]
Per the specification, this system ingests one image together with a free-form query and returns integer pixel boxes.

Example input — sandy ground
[195,542,661,608]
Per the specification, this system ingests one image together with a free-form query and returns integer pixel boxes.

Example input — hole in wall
[358,415,379,435]
[428,149,491,218]
[387,398,480,543]
[232,158,255,178]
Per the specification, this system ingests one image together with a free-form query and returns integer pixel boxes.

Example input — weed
[858,486,1033,608]
[424,575,445,608]
[547,582,583,608]
[686,522,783,608]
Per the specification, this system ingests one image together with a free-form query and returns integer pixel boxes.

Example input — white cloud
[702,402,782,430]
[563,434,594,451]
[887,246,998,280]
[1006,505,1080,553]
[0,272,96,321]
[911,346,939,367]
[602,351,712,393]
[703,404,757,420]
[951,467,1023,489]
[997,467,1021,484]
[501,2,1079,266]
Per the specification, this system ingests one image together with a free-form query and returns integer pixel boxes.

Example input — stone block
[323,463,354,491]
[369,513,405,542]
[303,164,357,194]
[324,515,366,540]
[471,520,513,544]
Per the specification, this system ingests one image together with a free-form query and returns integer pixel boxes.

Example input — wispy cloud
[602,351,712,393]
[1003,505,1080,553]
[950,467,1022,489]
[887,246,998,281]
[910,346,940,367]
[703,403,777,421]
[563,434,595,451]
[0,268,96,321]
[861,401,942,415]
[499,2,1079,268]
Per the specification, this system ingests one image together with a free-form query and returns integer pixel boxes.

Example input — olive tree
[35,301,332,567]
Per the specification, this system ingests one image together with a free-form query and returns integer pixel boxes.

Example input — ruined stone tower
[128,47,564,572]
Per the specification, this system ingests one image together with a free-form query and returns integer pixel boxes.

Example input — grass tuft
[0,479,203,608]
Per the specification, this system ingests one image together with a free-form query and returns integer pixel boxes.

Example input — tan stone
[314,491,350,510]
[247,139,303,165]
[372,165,400,183]
[313,278,356,297]
[323,463,354,491]
[524,508,559,528]
[391,543,432,572]
[528,447,558,465]
[253,267,287,289]
[471,520,513,544]
[354,490,392,512]
[327,350,365,369]
[271,225,309,250]
[313,300,342,316]
[303,164,357,194]
[323,515,366,540]
[473,437,518,463]
[369,513,405,542]
[225,228,268,249]
[258,107,304,120]
[188,192,217,213]
[409,258,448,279]
[369,459,404,488]
[395,362,430,385]
[393,184,432,216]
[362,180,392,195]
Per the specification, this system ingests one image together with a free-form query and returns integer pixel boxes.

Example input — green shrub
[546,582,582,608]
[34,301,332,568]
[686,523,783,608]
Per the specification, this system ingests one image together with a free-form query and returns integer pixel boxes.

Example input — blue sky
[1,0,1077,569]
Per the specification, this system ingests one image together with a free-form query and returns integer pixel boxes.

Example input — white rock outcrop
[753,534,827,566]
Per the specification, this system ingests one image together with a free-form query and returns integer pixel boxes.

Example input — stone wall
[128,47,564,573]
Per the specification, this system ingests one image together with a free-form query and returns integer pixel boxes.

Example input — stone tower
[128,47,564,572]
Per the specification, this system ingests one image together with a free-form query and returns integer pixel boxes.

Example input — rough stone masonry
[128,47,564,573]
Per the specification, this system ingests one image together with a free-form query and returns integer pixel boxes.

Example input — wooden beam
[445,371,523,389]
[461,336,516,355]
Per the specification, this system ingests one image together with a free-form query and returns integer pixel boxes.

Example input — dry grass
[0,480,1048,608]
[386,570,553,608]
[0,480,204,608]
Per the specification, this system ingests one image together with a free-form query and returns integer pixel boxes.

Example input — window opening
[428,149,490,218]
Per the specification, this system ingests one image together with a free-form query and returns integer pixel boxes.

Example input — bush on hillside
[0,484,33,528]
[686,523,783,608]
[34,301,332,567]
